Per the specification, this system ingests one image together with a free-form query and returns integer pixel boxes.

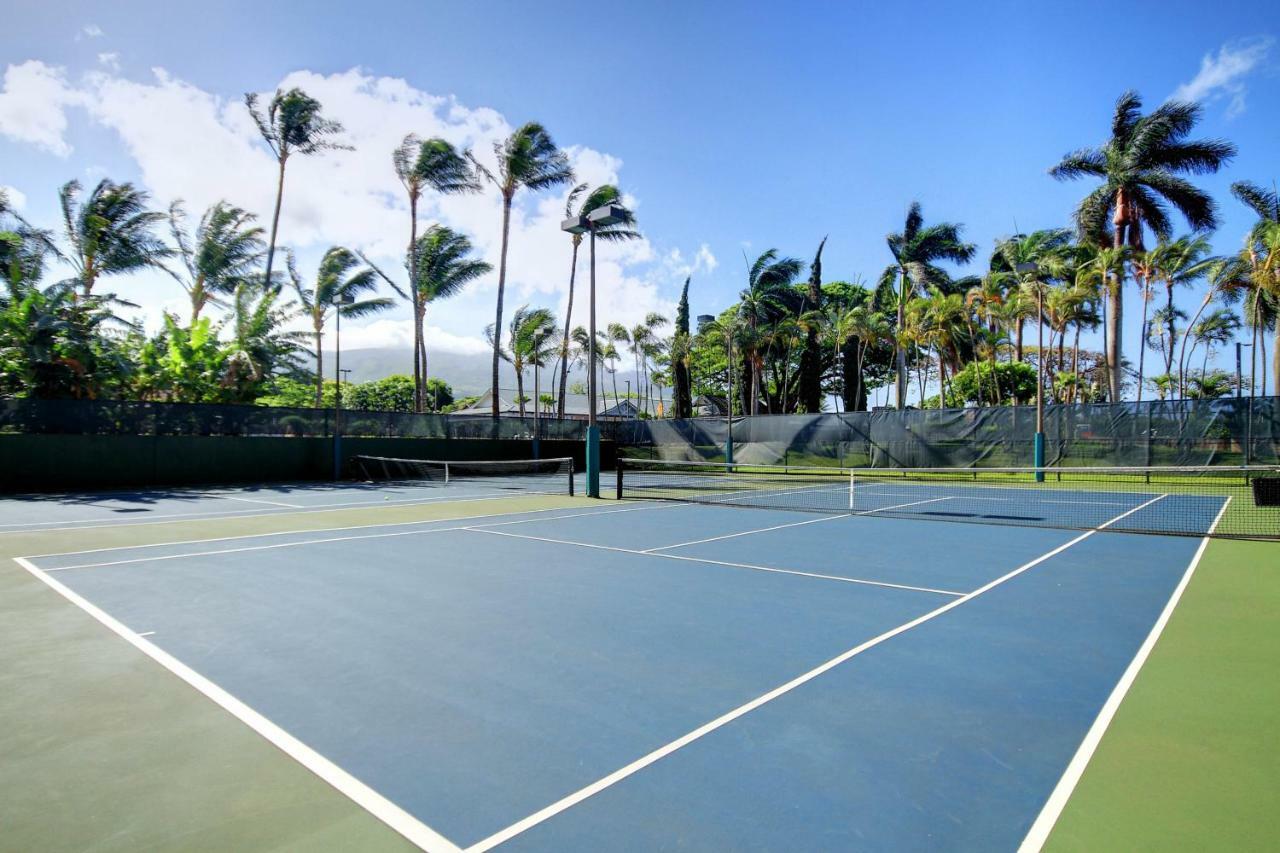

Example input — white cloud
[1,185,27,209]
[0,63,704,354]
[0,61,83,156]
[76,24,104,40]
[97,52,120,71]
[1172,37,1273,118]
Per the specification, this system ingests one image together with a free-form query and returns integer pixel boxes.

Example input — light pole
[332,293,355,479]
[1016,262,1045,481]
[562,202,627,497]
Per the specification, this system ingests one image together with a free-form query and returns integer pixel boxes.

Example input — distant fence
[0,398,616,491]
[614,397,1280,469]
[0,398,606,441]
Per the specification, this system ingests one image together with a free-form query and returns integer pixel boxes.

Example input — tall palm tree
[606,322,631,411]
[629,312,668,415]
[167,201,265,321]
[1144,235,1214,378]
[245,88,350,294]
[471,122,575,416]
[740,249,803,413]
[486,305,557,417]
[1238,220,1280,393]
[881,202,975,408]
[57,179,170,298]
[1177,257,1248,396]
[1049,91,1235,400]
[555,183,639,416]
[1232,181,1280,395]
[1186,308,1241,391]
[393,135,480,410]
[288,248,392,406]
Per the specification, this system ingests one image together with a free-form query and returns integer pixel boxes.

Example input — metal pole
[725,327,734,465]
[1034,286,1045,482]
[333,306,342,480]
[1236,342,1243,399]
[533,337,541,459]
[585,224,600,497]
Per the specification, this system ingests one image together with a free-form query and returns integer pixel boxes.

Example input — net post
[568,458,575,497]
[444,462,450,486]
[616,461,624,500]
[1034,432,1045,483]
[586,424,601,498]
[848,469,854,512]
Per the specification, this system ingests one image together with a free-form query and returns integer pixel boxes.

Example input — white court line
[12,556,462,853]
[642,496,954,553]
[30,502,678,570]
[219,495,306,509]
[465,492,1171,852]
[1018,495,1229,852]
[0,490,519,532]
[468,528,965,597]
[137,631,156,637]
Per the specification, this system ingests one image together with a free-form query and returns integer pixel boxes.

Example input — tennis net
[616,459,1280,539]
[354,455,575,496]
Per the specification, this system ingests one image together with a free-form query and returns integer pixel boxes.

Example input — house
[451,390,640,420]
[693,394,728,417]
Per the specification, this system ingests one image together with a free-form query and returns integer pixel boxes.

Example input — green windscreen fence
[614,397,1280,469]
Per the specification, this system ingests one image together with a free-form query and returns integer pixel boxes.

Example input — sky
[1,0,1276,400]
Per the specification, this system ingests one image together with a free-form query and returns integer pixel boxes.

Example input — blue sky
[2,0,1276,398]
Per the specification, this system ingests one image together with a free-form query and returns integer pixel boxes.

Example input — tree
[486,305,558,417]
[881,203,975,408]
[245,88,350,293]
[393,135,480,410]
[1185,308,1240,390]
[347,375,419,412]
[672,276,694,418]
[368,225,491,403]
[797,237,827,412]
[57,179,170,297]
[288,248,392,406]
[1049,91,1235,401]
[555,183,639,416]
[740,249,803,413]
[1232,181,1280,395]
[167,201,265,321]
[1176,257,1248,396]
[221,283,310,403]
[470,122,574,416]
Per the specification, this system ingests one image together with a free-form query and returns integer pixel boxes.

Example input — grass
[1044,536,1280,850]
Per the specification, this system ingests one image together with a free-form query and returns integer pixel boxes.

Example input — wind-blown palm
[1049,91,1235,400]
[245,88,350,295]
[1233,184,1280,394]
[288,247,392,406]
[393,135,480,409]
[556,183,639,416]
[221,283,310,402]
[58,179,170,297]
[881,202,975,407]
[486,305,558,417]
[740,249,803,413]
[1176,256,1248,396]
[1144,235,1214,379]
[168,201,265,321]
[471,122,574,416]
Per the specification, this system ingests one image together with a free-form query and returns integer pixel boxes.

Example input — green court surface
[1,489,1276,850]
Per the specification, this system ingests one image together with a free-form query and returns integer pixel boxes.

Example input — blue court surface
[16,494,1211,851]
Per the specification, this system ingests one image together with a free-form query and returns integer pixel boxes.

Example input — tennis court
[8,457,1263,851]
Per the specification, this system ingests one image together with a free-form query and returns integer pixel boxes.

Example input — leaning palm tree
[740,249,803,413]
[470,122,575,416]
[1232,182,1280,395]
[555,183,639,416]
[881,203,976,408]
[288,248,393,406]
[221,282,311,403]
[245,88,350,293]
[167,201,266,321]
[1049,91,1235,401]
[57,179,170,297]
[1185,308,1241,391]
[486,305,558,417]
[606,322,631,410]
[1145,235,1214,378]
[393,135,480,409]
[1176,256,1248,396]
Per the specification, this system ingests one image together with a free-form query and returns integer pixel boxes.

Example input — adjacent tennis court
[8,458,1252,850]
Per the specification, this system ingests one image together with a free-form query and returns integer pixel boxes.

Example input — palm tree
[1049,91,1235,400]
[221,283,310,403]
[57,179,170,298]
[486,305,558,417]
[167,201,265,321]
[881,203,975,408]
[629,312,668,415]
[1177,257,1248,396]
[288,248,392,406]
[555,183,639,416]
[606,322,631,411]
[392,135,480,410]
[1232,181,1280,395]
[740,249,803,413]
[245,88,350,294]
[1186,308,1241,390]
[470,122,575,416]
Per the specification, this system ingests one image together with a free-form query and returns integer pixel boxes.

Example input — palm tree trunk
[418,306,430,404]
[937,349,947,408]
[515,367,525,417]
[895,268,908,408]
[1164,283,1176,374]
[1107,229,1125,403]
[1015,319,1024,362]
[1137,288,1149,403]
[491,193,513,417]
[556,240,580,418]
[1178,296,1213,398]
[314,328,324,408]
[263,157,287,295]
